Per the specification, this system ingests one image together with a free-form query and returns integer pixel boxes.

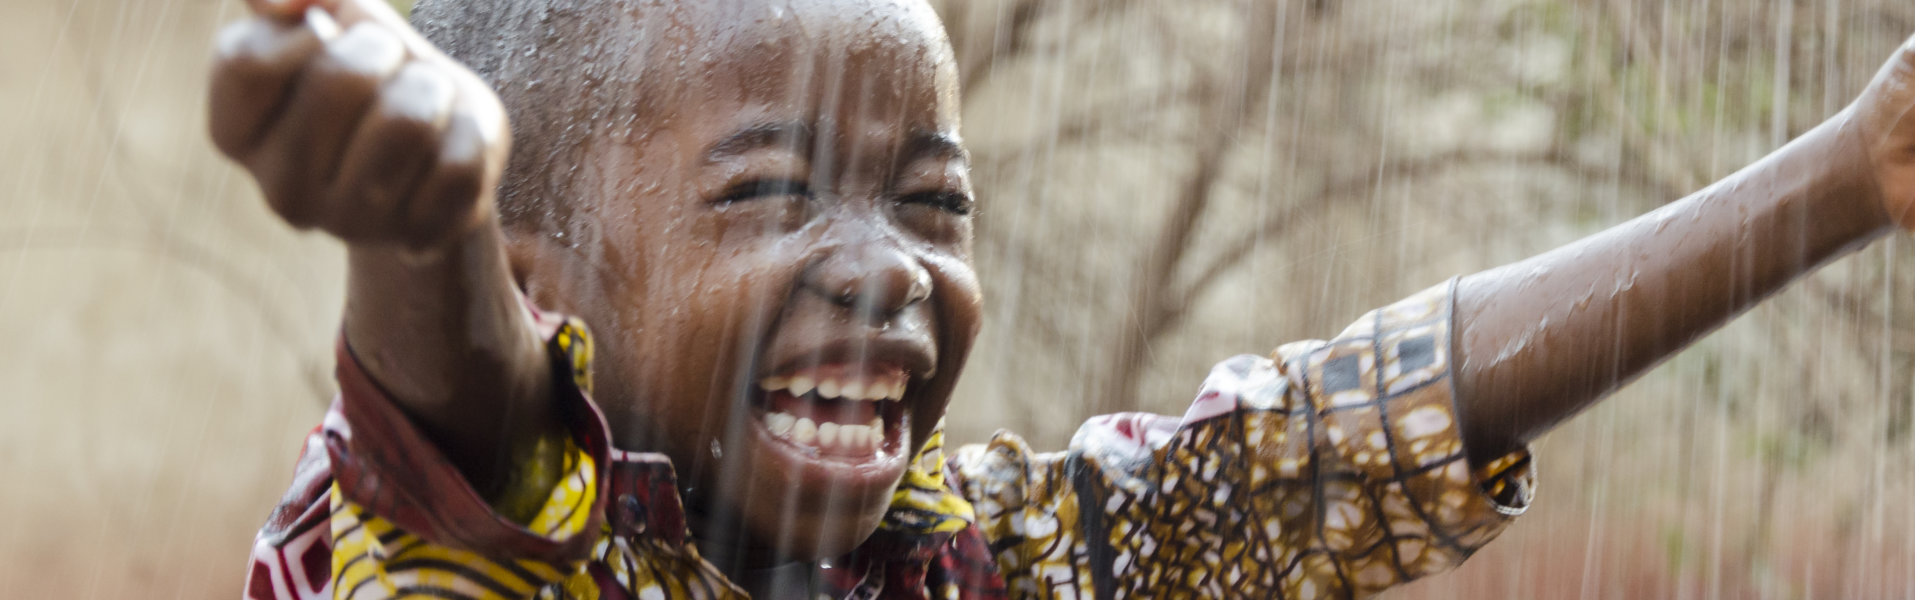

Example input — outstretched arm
[209,0,560,506]
[1452,39,1915,463]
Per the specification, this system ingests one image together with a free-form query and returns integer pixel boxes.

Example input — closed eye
[899,190,973,216]
[717,179,811,204]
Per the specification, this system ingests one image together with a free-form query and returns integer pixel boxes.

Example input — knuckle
[214,17,317,72]
[211,20,258,63]
[212,17,276,63]
[320,22,407,78]
[380,61,458,122]
[437,109,494,170]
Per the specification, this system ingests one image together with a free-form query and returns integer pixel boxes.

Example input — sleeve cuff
[323,307,611,567]
[1293,278,1534,552]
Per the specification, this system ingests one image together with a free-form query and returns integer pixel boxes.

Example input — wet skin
[211,0,982,573]
[209,0,1914,590]
[507,1,983,567]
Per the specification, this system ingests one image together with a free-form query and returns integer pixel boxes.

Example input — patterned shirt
[245,281,1533,599]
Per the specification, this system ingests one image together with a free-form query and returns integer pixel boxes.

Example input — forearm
[1452,114,1894,462]
[343,217,561,498]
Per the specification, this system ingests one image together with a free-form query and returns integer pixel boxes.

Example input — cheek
[653,238,807,392]
[913,253,982,436]
[934,260,983,340]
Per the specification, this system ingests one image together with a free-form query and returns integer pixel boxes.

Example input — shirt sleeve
[321,306,612,598]
[946,279,1534,599]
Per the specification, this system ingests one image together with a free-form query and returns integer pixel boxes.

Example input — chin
[743,487,892,561]
[722,395,913,561]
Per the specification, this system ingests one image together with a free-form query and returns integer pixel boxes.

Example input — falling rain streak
[0,0,1909,598]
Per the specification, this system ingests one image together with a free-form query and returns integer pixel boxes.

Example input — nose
[801,242,933,322]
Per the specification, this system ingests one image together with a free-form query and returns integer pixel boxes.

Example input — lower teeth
[765,413,884,450]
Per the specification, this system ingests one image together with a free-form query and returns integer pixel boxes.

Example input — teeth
[818,422,840,447]
[788,376,815,398]
[759,376,789,392]
[757,370,912,402]
[792,417,817,444]
[765,412,795,436]
[762,411,887,452]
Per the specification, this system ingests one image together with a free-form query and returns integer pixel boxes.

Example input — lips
[746,332,935,465]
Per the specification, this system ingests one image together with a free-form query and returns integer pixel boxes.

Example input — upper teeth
[758,372,907,401]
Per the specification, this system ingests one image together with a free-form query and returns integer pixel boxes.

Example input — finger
[245,18,408,227]
[326,60,458,242]
[208,16,324,159]
[324,0,508,147]
[406,99,503,247]
[328,0,449,63]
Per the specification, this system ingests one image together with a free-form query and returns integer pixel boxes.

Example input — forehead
[644,0,962,137]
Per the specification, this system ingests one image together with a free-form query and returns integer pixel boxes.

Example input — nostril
[905,268,931,305]
[802,244,931,318]
[829,287,859,308]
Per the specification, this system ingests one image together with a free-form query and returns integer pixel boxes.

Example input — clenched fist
[1847,36,1916,231]
[209,0,509,251]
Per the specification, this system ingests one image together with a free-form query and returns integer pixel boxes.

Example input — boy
[212,0,1914,597]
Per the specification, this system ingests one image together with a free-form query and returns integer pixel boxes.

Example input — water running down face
[503,0,982,567]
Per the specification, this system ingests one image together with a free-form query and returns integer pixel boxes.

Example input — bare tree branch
[1098,0,1284,413]
[1173,148,1650,315]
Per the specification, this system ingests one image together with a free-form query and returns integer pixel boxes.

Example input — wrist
[346,201,501,266]
[1786,111,1896,237]
[1829,103,1906,233]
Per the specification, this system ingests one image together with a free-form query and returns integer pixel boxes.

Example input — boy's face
[513,0,980,562]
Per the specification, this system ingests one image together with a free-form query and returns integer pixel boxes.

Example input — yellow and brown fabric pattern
[247,282,1531,599]
[947,280,1534,599]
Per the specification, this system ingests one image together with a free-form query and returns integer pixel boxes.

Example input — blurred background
[0,0,1909,597]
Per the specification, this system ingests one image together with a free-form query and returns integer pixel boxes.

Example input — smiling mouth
[753,365,910,460]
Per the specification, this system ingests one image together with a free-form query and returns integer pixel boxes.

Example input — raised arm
[208,0,560,507]
[1452,39,1915,463]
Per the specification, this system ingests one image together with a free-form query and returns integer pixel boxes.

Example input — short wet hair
[411,0,683,232]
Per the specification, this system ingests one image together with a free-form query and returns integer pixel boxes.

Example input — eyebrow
[901,130,970,168]
[704,121,815,162]
[703,121,970,167]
